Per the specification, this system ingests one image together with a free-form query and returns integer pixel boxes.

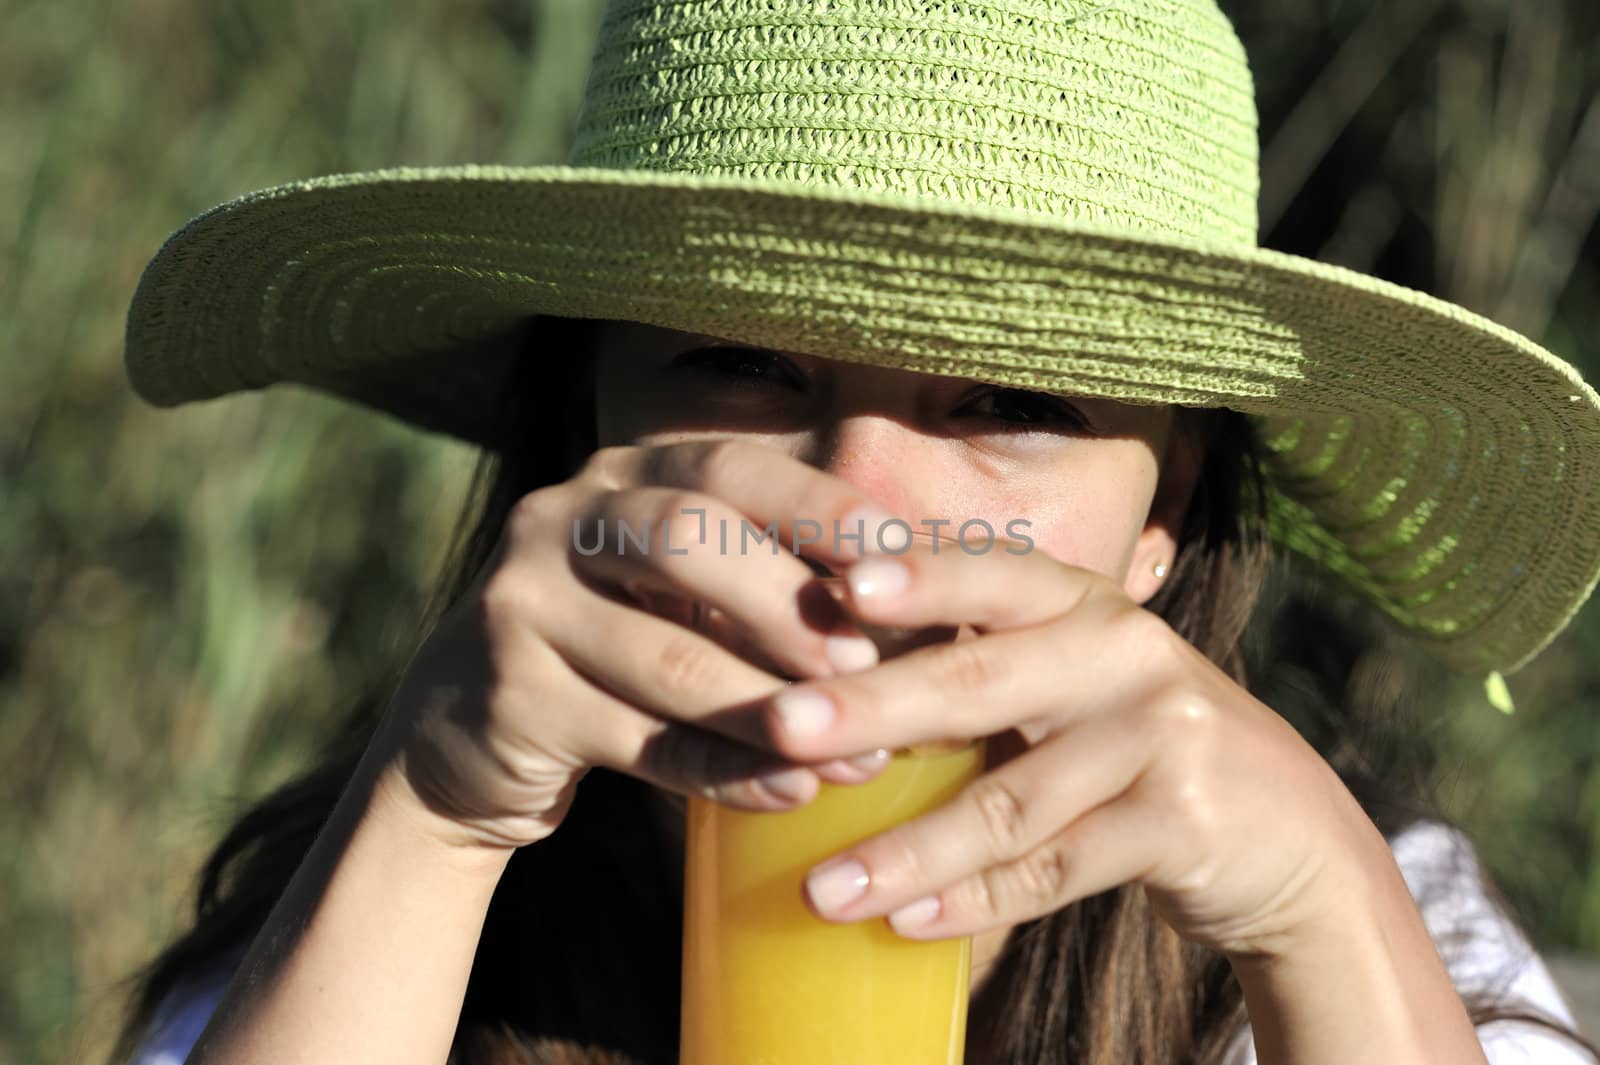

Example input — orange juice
[680,740,986,1065]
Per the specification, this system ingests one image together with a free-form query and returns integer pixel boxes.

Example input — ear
[1125,410,1208,605]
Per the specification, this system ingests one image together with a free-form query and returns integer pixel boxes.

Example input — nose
[790,363,941,570]
[810,411,906,486]
[803,412,924,546]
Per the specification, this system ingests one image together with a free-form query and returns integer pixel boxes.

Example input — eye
[959,387,1091,431]
[669,346,808,392]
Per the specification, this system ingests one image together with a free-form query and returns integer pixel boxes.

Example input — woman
[113,0,1600,1062]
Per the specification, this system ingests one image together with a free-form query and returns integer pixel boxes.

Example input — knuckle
[1164,851,1226,902]
[637,443,683,487]
[935,640,1003,694]
[1115,601,1173,651]
[872,828,935,890]
[1184,795,1225,847]
[651,490,713,550]
[638,723,716,792]
[654,631,721,697]
[581,444,639,486]
[1014,845,1072,905]
[968,775,1030,855]
[1151,757,1224,845]
[506,486,564,541]
[694,437,756,488]
[1143,684,1223,749]
[1138,688,1227,843]
[972,866,1009,923]
[480,564,535,629]
[1130,610,1197,681]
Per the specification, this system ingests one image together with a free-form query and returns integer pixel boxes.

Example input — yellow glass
[680,562,986,1065]
[681,742,985,1065]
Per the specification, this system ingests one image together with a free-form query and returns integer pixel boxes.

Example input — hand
[371,439,910,855]
[760,540,1391,959]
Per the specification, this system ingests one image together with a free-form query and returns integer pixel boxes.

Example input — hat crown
[567,0,1260,245]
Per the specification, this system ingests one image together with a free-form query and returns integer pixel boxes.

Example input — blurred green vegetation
[1,1,1597,1063]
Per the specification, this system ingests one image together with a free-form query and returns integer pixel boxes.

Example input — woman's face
[590,320,1204,605]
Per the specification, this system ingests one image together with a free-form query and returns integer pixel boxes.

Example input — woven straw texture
[123,0,1600,675]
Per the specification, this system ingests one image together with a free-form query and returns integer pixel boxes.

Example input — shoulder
[1221,817,1592,1065]
[127,950,244,1065]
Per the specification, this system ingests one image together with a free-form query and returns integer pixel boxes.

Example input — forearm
[187,747,512,1065]
[1226,825,1489,1065]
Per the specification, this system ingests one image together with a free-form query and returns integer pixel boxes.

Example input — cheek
[988,455,1159,580]
[1016,505,1144,580]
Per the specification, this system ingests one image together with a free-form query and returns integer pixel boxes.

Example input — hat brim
[124,164,1600,675]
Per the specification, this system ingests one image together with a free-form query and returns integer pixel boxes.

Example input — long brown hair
[110,315,1598,1064]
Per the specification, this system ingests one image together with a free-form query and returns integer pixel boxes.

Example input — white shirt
[132,819,1590,1064]
[1220,818,1591,1064]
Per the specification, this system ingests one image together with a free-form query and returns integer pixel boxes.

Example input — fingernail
[825,635,879,674]
[848,557,908,599]
[806,858,870,915]
[774,688,835,738]
[888,894,942,934]
[756,767,815,803]
[842,506,912,555]
[846,748,891,773]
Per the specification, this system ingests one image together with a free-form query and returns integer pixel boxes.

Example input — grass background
[3,1,1599,1062]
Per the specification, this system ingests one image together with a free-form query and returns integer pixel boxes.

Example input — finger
[421,597,823,813]
[884,798,1160,939]
[811,749,894,785]
[577,691,826,812]
[496,600,815,808]
[582,438,914,567]
[620,585,893,787]
[567,662,886,803]
[798,721,1146,924]
[833,534,1101,635]
[764,607,1142,761]
[537,568,802,752]
[572,484,884,681]
[483,485,893,789]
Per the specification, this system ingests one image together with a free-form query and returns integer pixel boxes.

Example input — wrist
[1222,823,1487,1065]
[368,759,519,882]
[1223,786,1397,967]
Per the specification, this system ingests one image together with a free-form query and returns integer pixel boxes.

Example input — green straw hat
[124,0,1600,676]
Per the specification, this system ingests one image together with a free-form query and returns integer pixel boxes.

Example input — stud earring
[1153,560,1169,579]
